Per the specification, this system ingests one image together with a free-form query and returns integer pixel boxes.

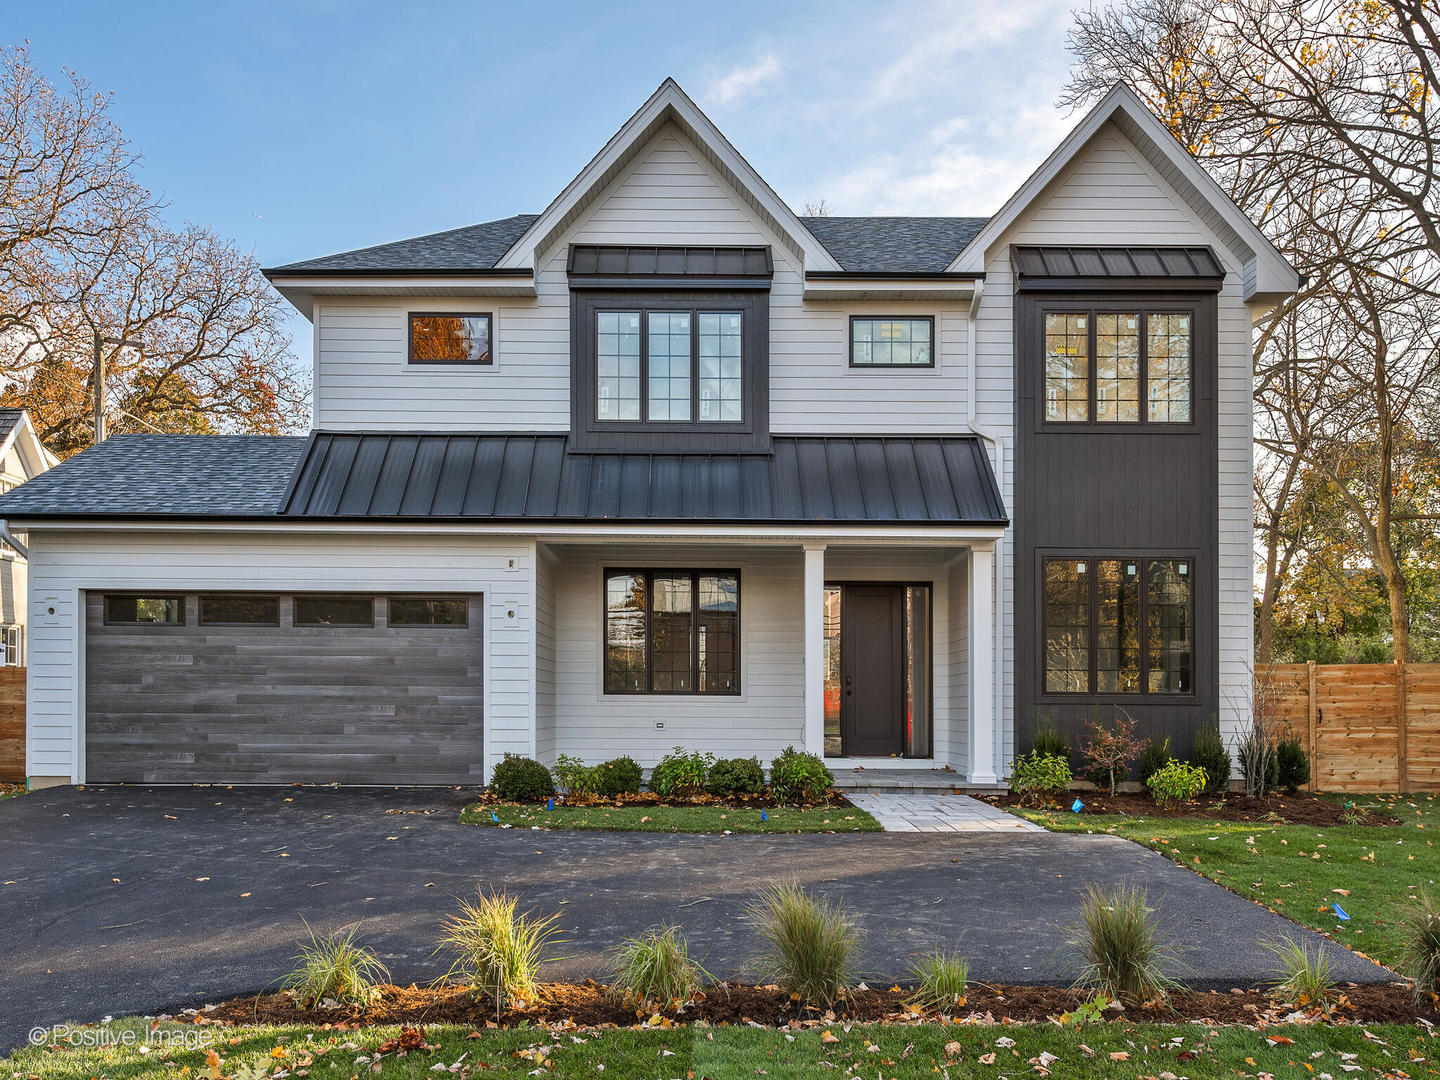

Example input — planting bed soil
[985,791,1399,826]
[200,981,1431,1029]
[471,789,857,810]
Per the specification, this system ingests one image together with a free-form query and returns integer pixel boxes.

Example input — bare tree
[801,198,832,217]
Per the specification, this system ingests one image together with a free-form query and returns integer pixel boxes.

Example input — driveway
[0,785,1393,1050]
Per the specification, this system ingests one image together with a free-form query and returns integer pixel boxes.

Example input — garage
[84,591,485,785]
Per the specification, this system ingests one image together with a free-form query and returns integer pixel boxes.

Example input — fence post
[1397,661,1409,794]
[1306,660,1317,792]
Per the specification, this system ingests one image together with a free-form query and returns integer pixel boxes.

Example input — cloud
[706,54,782,106]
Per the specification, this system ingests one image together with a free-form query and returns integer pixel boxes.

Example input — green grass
[461,801,881,833]
[1016,792,1440,970]
[6,1017,1436,1080]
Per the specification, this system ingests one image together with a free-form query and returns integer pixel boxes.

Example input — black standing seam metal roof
[1012,245,1224,280]
[282,433,1008,525]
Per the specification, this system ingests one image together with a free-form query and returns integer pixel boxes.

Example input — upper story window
[408,313,492,365]
[596,308,744,424]
[1042,309,1192,424]
[850,317,934,368]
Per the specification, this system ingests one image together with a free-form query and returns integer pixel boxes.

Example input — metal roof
[567,244,773,278]
[1012,245,1225,284]
[283,433,1007,525]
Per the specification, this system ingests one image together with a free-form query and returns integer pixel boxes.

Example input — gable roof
[800,217,989,273]
[0,408,57,477]
[267,214,537,275]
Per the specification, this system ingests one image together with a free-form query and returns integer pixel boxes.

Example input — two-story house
[0,80,1297,789]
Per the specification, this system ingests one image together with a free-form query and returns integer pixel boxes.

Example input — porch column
[968,542,999,784]
[803,543,827,757]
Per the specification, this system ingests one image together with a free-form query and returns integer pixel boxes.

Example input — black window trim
[847,315,937,369]
[602,567,742,697]
[293,593,377,628]
[1038,551,1198,701]
[102,593,187,627]
[407,311,495,367]
[198,593,282,627]
[386,594,471,628]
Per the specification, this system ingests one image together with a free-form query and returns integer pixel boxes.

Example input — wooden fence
[0,667,23,782]
[1267,662,1440,793]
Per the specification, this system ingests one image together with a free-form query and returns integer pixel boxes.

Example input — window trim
[292,594,376,628]
[407,311,495,367]
[198,594,282,627]
[602,568,742,697]
[103,593,187,627]
[847,315,936,369]
[1039,552,1197,700]
[387,595,470,628]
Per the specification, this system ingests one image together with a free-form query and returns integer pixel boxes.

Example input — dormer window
[408,313,493,365]
[596,307,744,423]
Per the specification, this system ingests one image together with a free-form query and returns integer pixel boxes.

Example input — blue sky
[7,0,1082,372]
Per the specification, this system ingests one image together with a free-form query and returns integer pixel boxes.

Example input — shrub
[281,923,389,1006]
[1265,937,1336,1011]
[1072,884,1180,1005]
[769,746,835,805]
[490,755,555,802]
[1079,710,1146,795]
[1192,724,1232,795]
[1401,889,1440,995]
[595,755,643,798]
[1276,737,1310,792]
[747,881,857,1005]
[1237,727,1279,795]
[1135,737,1173,788]
[609,924,711,1010]
[439,890,564,1013]
[706,756,766,798]
[1031,724,1070,759]
[649,748,715,798]
[907,948,970,1014]
[1146,760,1208,809]
[551,754,600,799]
[1009,751,1072,807]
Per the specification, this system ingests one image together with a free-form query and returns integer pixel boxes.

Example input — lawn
[1017,792,1439,970]
[6,1017,1436,1080]
[460,801,882,833]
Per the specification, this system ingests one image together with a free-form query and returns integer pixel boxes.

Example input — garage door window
[200,596,280,626]
[105,595,184,625]
[294,595,374,627]
[389,597,468,626]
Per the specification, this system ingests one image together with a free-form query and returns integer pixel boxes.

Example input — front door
[839,585,906,756]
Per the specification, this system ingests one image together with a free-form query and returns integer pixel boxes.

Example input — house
[0,410,56,669]
[0,80,1298,789]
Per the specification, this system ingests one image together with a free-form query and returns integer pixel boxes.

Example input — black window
[199,595,280,626]
[294,595,374,627]
[408,313,493,365]
[1042,309,1192,424]
[1043,557,1192,695]
[105,595,183,625]
[595,307,744,423]
[603,570,739,695]
[389,596,468,626]
[850,316,934,367]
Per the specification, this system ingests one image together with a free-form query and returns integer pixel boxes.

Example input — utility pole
[92,331,143,444]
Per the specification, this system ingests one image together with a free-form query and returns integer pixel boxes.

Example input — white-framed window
[0,625,21,666]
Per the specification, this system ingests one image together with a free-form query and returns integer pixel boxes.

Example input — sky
[5,0,1085,373]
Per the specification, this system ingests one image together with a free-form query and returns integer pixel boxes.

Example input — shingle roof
[0,409,24,442]
[267,214,539,274]
[0,435,309,517]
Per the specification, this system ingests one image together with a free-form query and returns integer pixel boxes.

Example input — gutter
[0,520,28,559]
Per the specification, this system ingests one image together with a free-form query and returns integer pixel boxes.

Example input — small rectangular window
[200,595,280,626]
[1042,560,1090,693]
[0,625,21,665]
[409,313,493,365]
[597,311,642,421]
[294,595,374,627]
[389,597,468,626]
[1095,314,1141,422]
[105,595,184,625]
[850,317,934,367]
[1147,313,1192,422]
[1146,559,1193,692]
[1044,313,1090,421]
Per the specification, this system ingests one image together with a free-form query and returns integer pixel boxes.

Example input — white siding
[23,529,536,782]
[946,553,970,773]
[534,544,558,762]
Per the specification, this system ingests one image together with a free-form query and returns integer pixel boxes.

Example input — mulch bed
[195,981,1434,1029]
[473,790,857,811]
[983,792,1400,827]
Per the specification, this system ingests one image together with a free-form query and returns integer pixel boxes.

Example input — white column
[968,542,998,784]
[803,543,827,757]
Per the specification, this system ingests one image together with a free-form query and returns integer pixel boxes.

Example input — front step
[831,768,1008,796]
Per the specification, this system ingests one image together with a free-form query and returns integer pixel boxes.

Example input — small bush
[706,756,766,797]
[1009,751,1072,807]
[490,755,555,802]
[1191,724,1232,795]
[281,923,389,1006]
[1135,737,1173,788]
[1276,737,1310,792]
[748,881,857,1005]
[1265,938,1336,1011]
[595,755,643,798]
[1401,889,1440,995]
[551,754,600,799]
[609,924,711,1010]
[769,746,834,805]
[907,948,970,1014]
[1080,711,1146,795]
[439,890,564,1013]
[649,748,715,798]
[1146,760,1208,809]
[1031,724,1070,759]
[1072,884,1181,1005]
[1237,727,1279,795]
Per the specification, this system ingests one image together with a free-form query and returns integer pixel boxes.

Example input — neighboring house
[0,410,56,672]
[0,80,1298,788]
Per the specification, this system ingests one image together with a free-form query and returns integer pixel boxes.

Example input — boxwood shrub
[769,746,833,805]
[706,756,766,797]
[490,754,555,802]
[595,755,643,798]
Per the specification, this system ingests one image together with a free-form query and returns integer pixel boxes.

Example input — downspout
[0,520,29,559]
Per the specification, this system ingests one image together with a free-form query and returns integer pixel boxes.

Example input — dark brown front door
[840,585,905,756]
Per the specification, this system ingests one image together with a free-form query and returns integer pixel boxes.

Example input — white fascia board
[0,412,54,477]
[493,79,842,273]
[947,83,1299,300]
[270,276,537,319]
[802,278,978,301]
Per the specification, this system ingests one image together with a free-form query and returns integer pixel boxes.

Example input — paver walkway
[848,792,1044,832]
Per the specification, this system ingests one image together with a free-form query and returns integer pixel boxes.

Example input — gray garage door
[84,592,484,785]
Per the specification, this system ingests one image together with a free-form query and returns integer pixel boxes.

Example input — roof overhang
[0,411,57,475]
[265,272,537,319]
[803,272,983,301]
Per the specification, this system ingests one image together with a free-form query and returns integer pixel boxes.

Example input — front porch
[534,537,1002,785]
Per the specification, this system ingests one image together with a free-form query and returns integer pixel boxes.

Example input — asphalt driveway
[0,785,1393,1050]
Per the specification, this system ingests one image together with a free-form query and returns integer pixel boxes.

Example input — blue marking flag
[546,797,555,811]
[490,810,499,823]
[761,810,769,821]
[1334,903,1350,921]
[1072,799,1085,814]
